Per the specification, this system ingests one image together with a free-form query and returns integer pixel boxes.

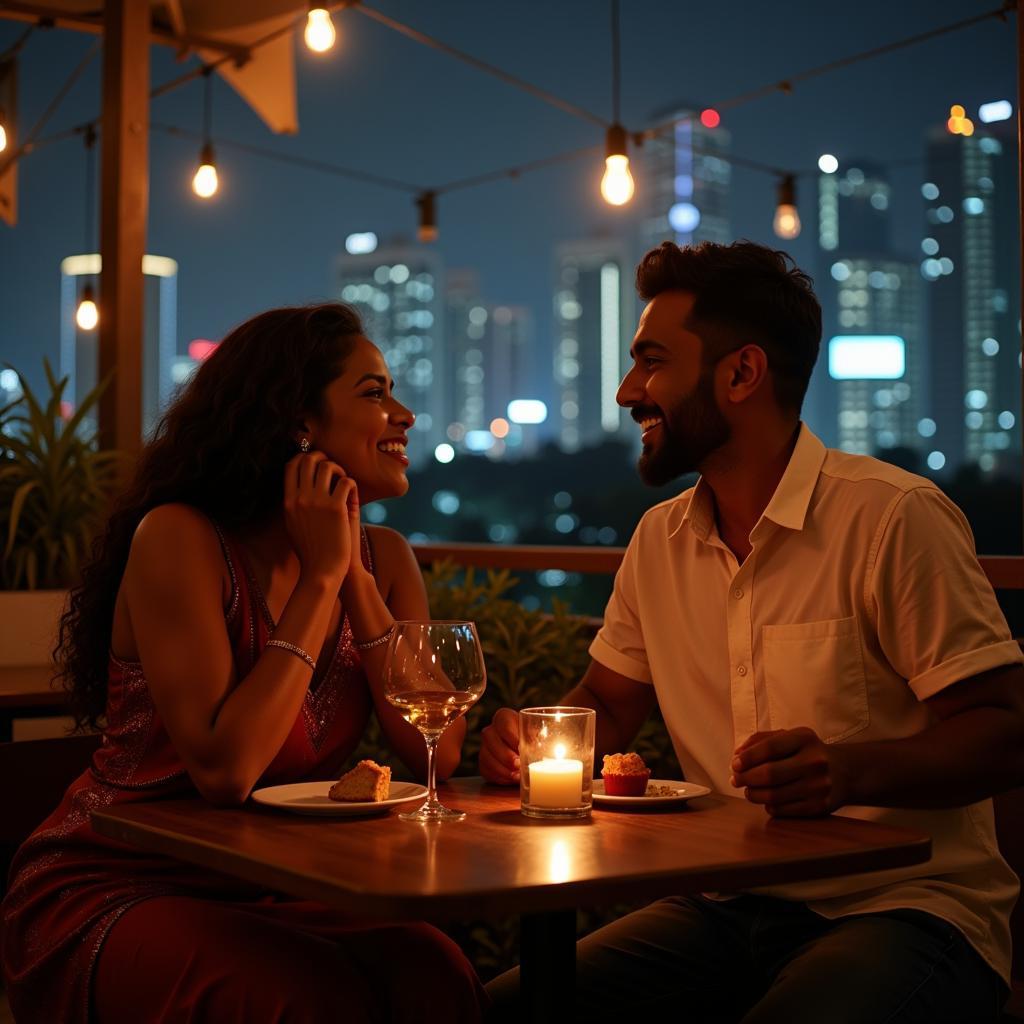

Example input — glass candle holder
[519,707,596,819]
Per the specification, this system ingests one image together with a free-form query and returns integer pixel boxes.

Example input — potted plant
[0,361,123,666]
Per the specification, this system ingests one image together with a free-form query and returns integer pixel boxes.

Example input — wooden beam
[0,3,250,64]
[98,0,148,455]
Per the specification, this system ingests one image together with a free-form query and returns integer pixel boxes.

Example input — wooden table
[92,778,931,1022]
[0,665,68,741]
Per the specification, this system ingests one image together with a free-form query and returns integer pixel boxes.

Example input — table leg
[519,909,576,1023]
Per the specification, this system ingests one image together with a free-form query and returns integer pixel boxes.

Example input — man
[480,240,1024,1022]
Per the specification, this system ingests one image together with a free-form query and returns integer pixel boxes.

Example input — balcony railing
[413,544,1023,591]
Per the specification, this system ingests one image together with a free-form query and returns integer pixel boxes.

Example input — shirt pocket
[762,616,869,744]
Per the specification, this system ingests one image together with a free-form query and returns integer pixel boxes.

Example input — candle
[528,751,583,808]
[520,709,595,819]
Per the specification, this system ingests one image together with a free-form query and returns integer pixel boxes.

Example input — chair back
[995,787,1024,1017]
[0,734,101,898]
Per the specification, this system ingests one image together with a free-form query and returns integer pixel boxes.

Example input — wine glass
[384,621,486,822]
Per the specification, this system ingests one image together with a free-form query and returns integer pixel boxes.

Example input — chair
[995,787,1024,1021]
[0,734,102,901]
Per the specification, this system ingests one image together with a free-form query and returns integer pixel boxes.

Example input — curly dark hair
[635,240,822,412]
[58,303,365,729]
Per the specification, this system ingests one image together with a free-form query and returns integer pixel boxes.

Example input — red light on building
[700,108,720,129]
[188,340,218,361]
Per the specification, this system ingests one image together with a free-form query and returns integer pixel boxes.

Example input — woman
[1,304,487,1023]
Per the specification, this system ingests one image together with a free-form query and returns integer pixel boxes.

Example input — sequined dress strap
[210,520,241,624]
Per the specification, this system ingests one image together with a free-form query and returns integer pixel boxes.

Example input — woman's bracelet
[265,639,316,671]
[354,624,395,652]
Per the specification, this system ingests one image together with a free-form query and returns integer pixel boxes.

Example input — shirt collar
[673,423,826,542]
[758,422,826,532]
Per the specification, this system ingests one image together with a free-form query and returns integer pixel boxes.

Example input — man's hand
[479,708,521,785]
[730,728,849,817]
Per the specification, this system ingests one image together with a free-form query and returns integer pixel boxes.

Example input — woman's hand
[283,451,357,586]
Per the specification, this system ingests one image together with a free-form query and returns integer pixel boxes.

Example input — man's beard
[636,367,731,486]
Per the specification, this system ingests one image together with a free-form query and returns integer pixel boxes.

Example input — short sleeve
[867,486,1023,700]
[589,527,653,683]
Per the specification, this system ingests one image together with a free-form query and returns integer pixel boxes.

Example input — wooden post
[98,0,149,455]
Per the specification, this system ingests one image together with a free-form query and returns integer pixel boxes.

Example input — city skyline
[0,1,1019,477]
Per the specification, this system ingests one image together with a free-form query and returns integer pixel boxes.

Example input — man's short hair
[635,240,822,414]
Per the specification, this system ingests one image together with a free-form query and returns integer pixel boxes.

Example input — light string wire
[0,3,1016,202]
[0,36,99,176]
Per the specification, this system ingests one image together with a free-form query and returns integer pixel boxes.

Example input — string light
[601,123,634,206]
[773,174,801,240]
[76,283,98,331]
[0,112,6,154]
[75,125,99,332]
[192,142,219,198]
[305,4,337,53]
[416,190,438,242]
[600,0,633,207]
[192,70,219,198]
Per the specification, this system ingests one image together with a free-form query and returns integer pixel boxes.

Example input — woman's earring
[299,437,311,453]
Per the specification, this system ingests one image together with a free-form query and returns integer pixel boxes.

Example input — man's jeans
[486,894,1007,1023]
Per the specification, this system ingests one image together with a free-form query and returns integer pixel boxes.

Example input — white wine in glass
[384,621,486,822]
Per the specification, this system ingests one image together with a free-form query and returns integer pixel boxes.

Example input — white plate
[592,779,711,807]
[251,780,428,817]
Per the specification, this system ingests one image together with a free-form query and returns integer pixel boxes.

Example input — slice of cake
[328,759,392,802]
[601,752,652,796]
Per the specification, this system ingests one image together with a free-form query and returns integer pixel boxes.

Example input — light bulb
[192,143,219,198]
[773,204,801,240]
[76,287,98,331]
[773,174,800,239]
[416,191,438,243]
[305,8,336,53]
[601,154,635,206]
[192,162,218,198]
[0,123,6,153]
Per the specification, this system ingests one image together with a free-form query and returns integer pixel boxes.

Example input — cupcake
[601,752,651,796]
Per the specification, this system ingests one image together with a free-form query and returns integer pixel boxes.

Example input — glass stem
[425,734,440,806]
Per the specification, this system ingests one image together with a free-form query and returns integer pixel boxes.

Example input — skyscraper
[640,106,731,253]
[553,237,632,451]
[487,303,533,431]
[445,269,489,436]
[815,162,923,456]
[59,253,178,440]
[337,240,444,466]
[443,273,535,457]
[922,117,1020,476]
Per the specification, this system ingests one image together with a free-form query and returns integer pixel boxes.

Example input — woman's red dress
[1,527,486,1023]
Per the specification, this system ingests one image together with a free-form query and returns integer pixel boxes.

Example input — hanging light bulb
[0,112,6,154]
[773,174,801,240]
[76,283,98,331]
[192,142,219,198]
[416,190,438,243]
[305,4,336,53]
[600,124,634,206]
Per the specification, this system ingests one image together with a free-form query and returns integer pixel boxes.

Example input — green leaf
[4,479,39,558]
[0,362,122,590]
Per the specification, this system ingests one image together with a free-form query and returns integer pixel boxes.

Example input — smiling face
[617,291,732,486]
[304,335,415,504]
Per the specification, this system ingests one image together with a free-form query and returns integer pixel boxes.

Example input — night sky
[0,0,1017,396]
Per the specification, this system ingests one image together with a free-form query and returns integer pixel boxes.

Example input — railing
[413,544,1024,591]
